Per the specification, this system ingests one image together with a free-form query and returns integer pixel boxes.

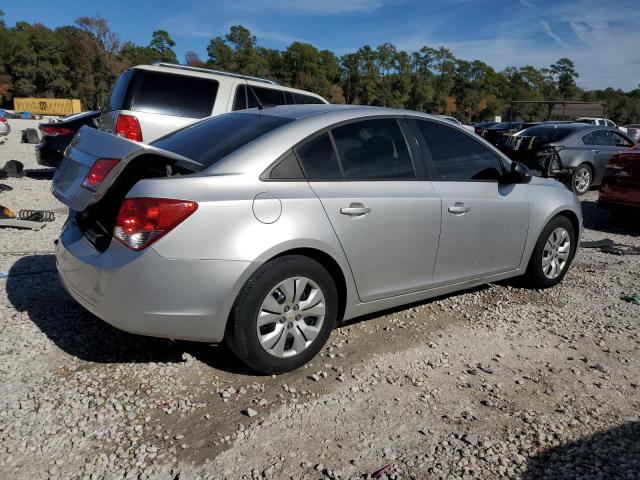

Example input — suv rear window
[152,112,292,168]
[120,69,219,118]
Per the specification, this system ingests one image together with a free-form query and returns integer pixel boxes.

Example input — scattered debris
[243,408,258,418]
[21,128,40,144]
[0,183,12,192]
[18,209,55,222]
[621,294,640,305]
[0,160,24,178]
[372,464,393,478]
[581,238,640,255]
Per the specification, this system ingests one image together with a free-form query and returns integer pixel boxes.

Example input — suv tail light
[40,125,74,136]
[81,158,120,191]
[115,114,143,141]
[114,198,198,250]
[0,117,7,123]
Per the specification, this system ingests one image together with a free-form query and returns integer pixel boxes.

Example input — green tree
[149,30,177,63]
[550,57,579,99]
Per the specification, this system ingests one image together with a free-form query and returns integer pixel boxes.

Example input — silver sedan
[53,105,582,373]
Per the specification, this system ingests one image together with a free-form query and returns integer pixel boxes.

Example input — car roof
[527,122,591,130]
[232,104,442,121]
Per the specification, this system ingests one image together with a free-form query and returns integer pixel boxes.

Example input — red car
[598,144,640,214]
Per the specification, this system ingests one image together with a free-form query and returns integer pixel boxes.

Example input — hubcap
[574,168,591,194]
[256,276,326,358]
[542,227,571,280]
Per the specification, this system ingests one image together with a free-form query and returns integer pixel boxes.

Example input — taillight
[115,114,143,142]
[81,158,120,191]
[0,117,7,123]
[40,125,74,136]
[114,198,198,250]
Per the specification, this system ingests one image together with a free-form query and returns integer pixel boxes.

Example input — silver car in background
[504,123,636,195]
[53,105,582,373]
[0,116,10,138]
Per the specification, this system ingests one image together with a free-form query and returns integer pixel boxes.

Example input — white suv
[99,63,328,143]
[576,117,628,134]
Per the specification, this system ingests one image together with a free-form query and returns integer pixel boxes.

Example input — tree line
[1,11,639,123]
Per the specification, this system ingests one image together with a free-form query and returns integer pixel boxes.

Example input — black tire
[570,163,593,195]
[523,215,577,289]
[225,255,338,374]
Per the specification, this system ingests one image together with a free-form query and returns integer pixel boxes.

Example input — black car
[481,121,539,146]
[473,121,498,136]
[36,111,100,168]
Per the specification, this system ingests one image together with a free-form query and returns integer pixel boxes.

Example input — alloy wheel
[256,276,326,358]
[573,167,591,194]
[542,227,571,280]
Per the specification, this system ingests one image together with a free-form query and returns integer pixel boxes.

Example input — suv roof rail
[152,63,280,85]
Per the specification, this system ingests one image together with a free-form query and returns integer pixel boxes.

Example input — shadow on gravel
[581,199,640,236]
[5,254,251,373]
[523,421,640,479]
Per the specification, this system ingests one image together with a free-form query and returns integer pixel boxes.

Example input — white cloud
[517,0,534,7]
[539,20,570,49]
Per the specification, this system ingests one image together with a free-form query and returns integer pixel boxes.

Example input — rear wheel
[570,164,592,195]
[225,255,338,374]
[523,215,576,289]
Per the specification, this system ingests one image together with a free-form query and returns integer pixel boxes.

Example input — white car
[439,115,476,133]
[99,63,328,143]
[576,117,627,134]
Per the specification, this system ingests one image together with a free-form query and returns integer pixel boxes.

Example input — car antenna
[242,73,264,110]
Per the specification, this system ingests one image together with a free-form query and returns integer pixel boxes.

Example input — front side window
[609,131,633,147]
[415,120,504,181]
[331,118,415,180]
[295,133,342,180]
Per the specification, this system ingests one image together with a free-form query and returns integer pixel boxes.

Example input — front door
[411,118,530,284]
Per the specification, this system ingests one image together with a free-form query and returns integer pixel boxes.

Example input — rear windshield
[152,112,292,167]
[518,126,574,142]
[114,69,219,118]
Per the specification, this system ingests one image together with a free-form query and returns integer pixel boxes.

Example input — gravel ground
[0,124,638,480]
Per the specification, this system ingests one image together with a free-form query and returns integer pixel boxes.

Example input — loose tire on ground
[225,255,338,374]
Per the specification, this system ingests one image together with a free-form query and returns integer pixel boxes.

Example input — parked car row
[37,63,639,373]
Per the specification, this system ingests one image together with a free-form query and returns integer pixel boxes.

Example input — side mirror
[504,161,532,184]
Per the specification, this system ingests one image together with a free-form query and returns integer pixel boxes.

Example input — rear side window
[331,118,415,179]
[293,93,325,105]
[124,70,219,118]
[582,130,609,146]
[232,85,287,110]
[152,113,292,168]
[415,120,504,181]
[296,133,342,180]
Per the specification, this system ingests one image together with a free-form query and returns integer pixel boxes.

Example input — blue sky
[4,0,640,90]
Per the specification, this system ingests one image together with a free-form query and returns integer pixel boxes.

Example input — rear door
[411,118,529,284]
[297,117,442,302]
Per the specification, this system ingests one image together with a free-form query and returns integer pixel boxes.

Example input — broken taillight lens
[81,158,120,191]
[114,198,198,250]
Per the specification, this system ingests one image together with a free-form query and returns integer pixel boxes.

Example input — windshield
[152,112,293,168]
[518,126,574,143]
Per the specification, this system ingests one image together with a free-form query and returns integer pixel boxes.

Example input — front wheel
[225,255,338,374]
[570,164,592,195]
[523,215,576,289]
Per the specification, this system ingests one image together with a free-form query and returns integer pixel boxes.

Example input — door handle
[340,202,371,216]
[591,149,600,153]
[448,202,471,215]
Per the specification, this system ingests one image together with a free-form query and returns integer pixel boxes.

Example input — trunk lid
[52,126,201,212]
